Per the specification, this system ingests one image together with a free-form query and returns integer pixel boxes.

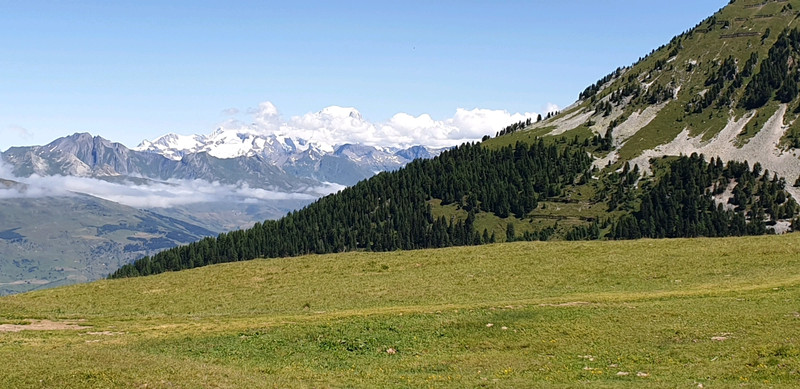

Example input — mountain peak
[46,132,118,151]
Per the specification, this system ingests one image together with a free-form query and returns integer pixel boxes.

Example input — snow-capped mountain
[135,129,319,165]
[135,125,445,176]
[3,128,444,192]
[135,133,206,160]
[135,106,363,160]
[134,105,447,173]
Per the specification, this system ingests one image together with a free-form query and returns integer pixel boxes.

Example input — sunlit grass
[1,234,800,387]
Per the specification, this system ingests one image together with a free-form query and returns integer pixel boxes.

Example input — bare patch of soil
[0,320,89,332]
[539,301,592,307]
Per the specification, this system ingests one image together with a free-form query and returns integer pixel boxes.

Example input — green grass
[481,126,555,149]
[430,199,555,241]
[554,124,594,142]
[2,235,800,387]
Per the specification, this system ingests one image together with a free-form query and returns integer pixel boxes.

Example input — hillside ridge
[503,0,800,200]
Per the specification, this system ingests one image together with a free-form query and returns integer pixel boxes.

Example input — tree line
[109,140,592,278]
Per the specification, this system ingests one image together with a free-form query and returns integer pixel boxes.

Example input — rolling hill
[4,1,800,386]
[2,235,800,387]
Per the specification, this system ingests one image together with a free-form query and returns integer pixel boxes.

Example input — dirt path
[0,320,89,332]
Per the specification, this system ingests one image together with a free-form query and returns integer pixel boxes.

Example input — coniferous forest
[611,154,799,239]
[111,137,800,279]
[110,140,592,278]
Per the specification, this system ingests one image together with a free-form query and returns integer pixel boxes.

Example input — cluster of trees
[543,111,560,120]
[580,67,626,100]
[607,82,642,105]
[591,127,615,152]
[565,221,602,241]
[742,52,760,78]
[783,125,800,149]
[602,162,641,212]
[642,83,675,105]
[594,101,614,117]
[431,140,592,218]
[651,57,670,73]
[741,28,800,109]
[510,225,556,242]
[686,56,741,113]
[495,118,533,137]
[611,154,798,239]
[591,76,671,118]
[109,140,593,279]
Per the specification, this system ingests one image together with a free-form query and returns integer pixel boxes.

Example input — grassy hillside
[489,0,800,167]
[0,194,216,295]
[2,235,800,387]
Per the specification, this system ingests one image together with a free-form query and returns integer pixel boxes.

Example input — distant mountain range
[4,129,444,188]
[0,127,445,294]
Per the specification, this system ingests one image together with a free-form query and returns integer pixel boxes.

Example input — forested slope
[111,140,592,277]
[112,129,800,279]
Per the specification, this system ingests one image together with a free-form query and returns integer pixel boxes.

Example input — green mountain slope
[499,0,800,192]
[0,194,215,295]
[111,141,595,277]
[3,235,800,387]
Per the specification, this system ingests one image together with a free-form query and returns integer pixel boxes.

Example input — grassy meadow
[1,235,800,387]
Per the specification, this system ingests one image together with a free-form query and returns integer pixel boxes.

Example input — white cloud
[545,103,560,114]
[447,108,536,143]
[0,183,70,200]
[281,106,381,151]
[220,102,541,150]
[251,101,282,132]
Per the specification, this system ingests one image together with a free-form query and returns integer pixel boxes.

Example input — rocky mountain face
[3,131,443,188]
[513,0,800,201]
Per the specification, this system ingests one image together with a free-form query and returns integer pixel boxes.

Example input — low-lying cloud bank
[0,159,342,208]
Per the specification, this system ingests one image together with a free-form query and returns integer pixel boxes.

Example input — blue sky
[0,0,726,149]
